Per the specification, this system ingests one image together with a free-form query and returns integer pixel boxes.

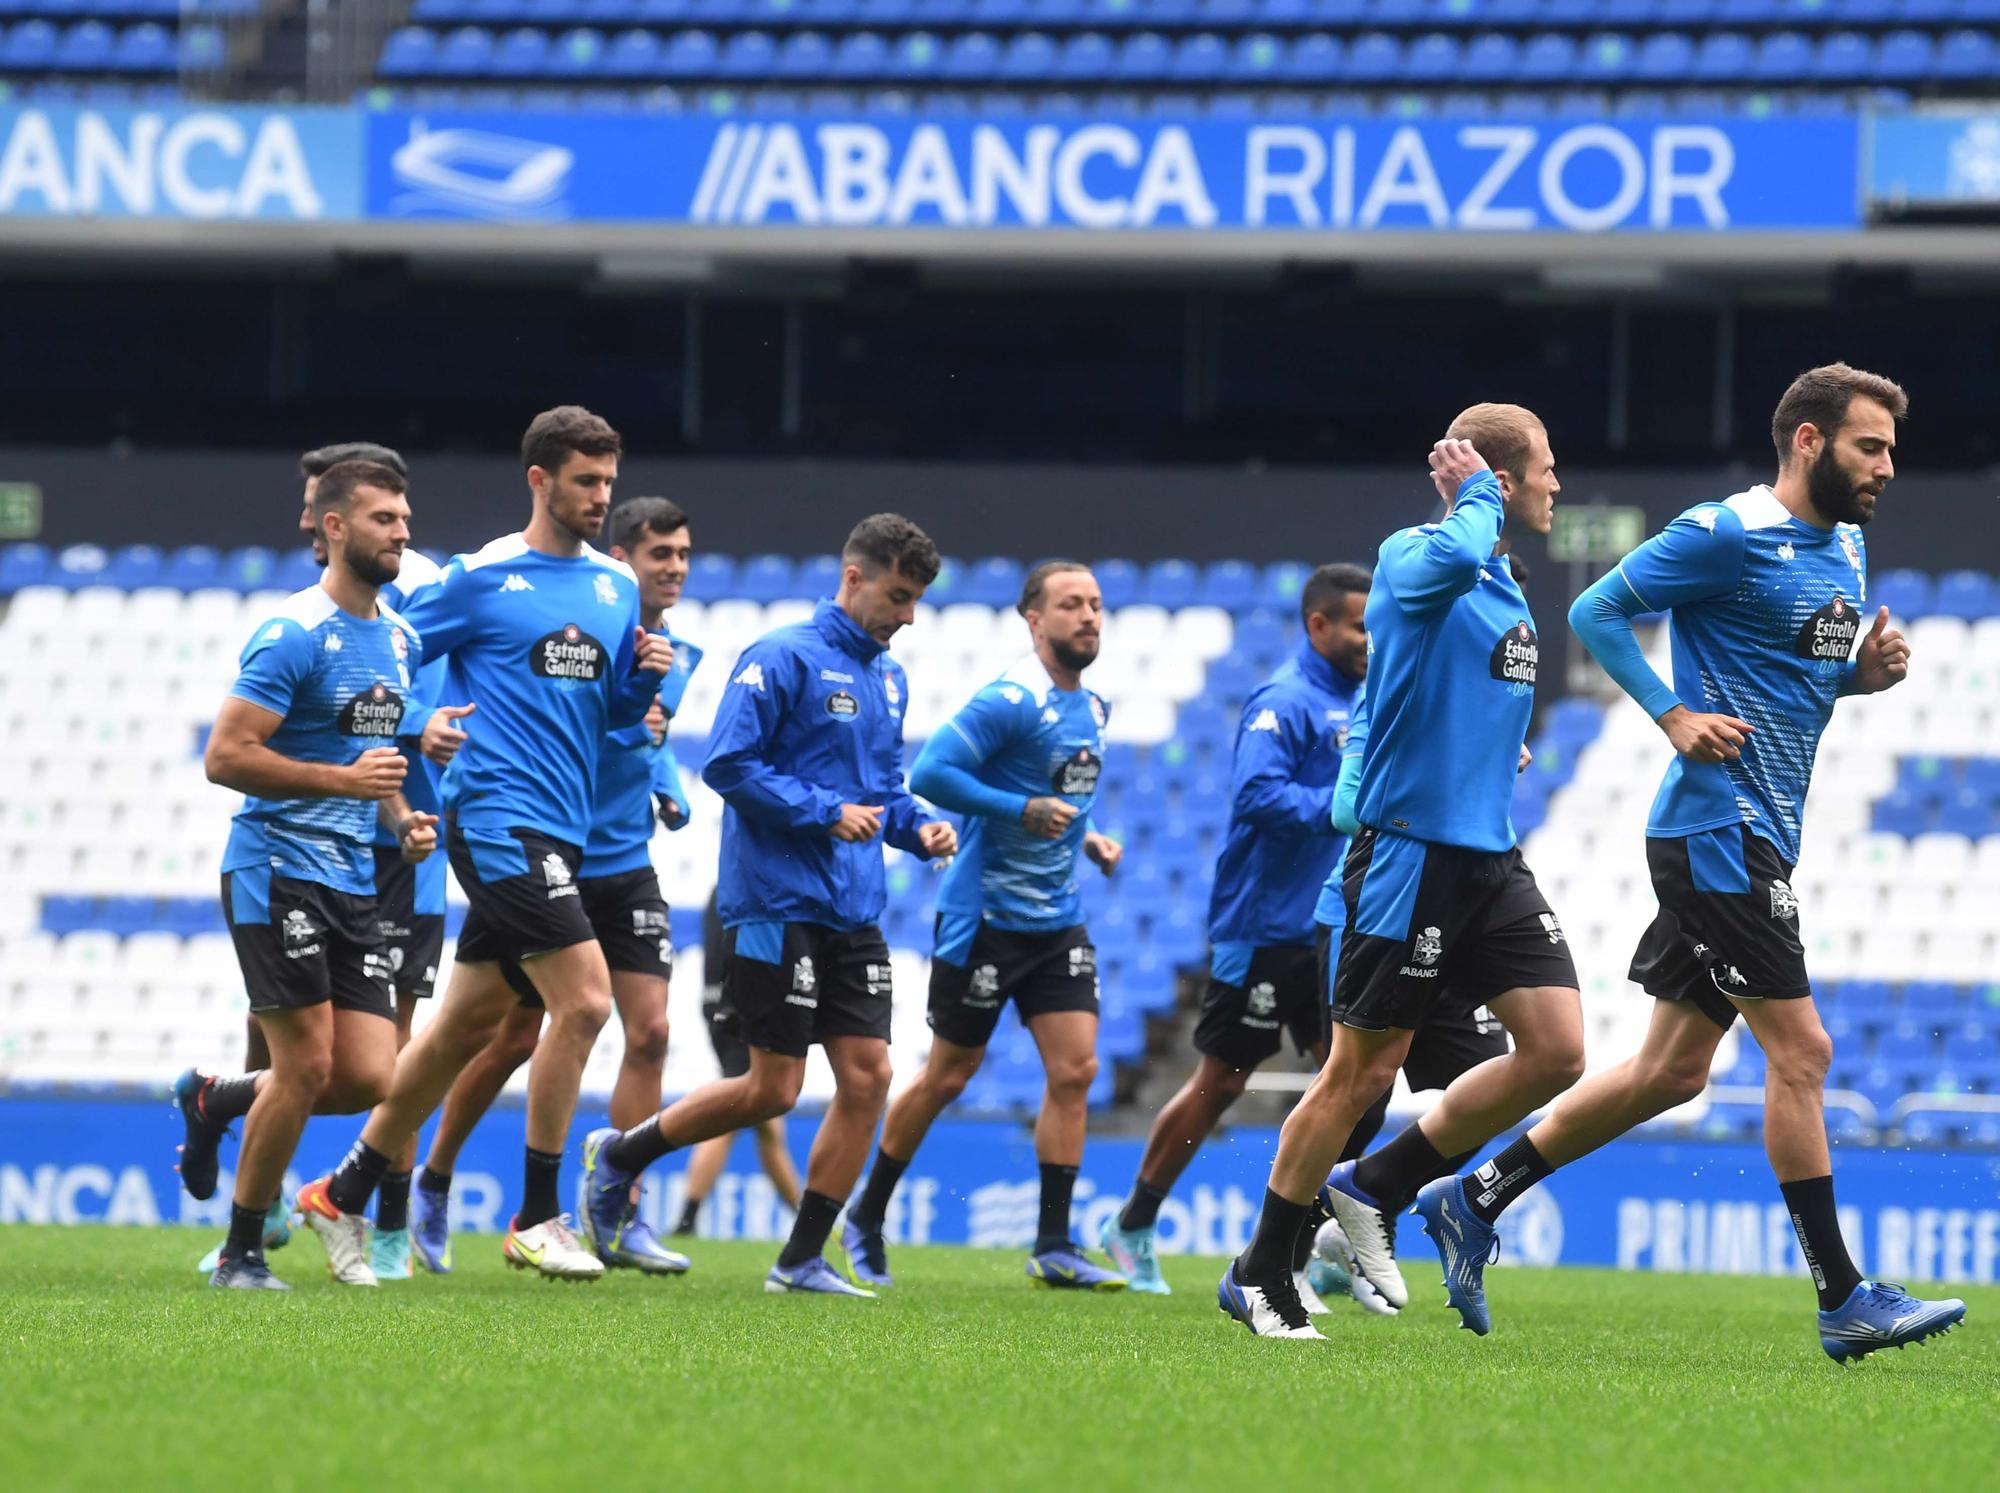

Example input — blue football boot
[1216,1261,1324,1339]
[171,1069,229,1202]
[605,1213,692,1275]
[1415,1176,1500,1336]
[1097,1216,1170,1295]
[1025,1242,1128,1292]
[210,1253,289,1291]
[836,1214,893,1289]
[765,1256,878,1298]
[577,1127,637,1259]
[411,1183,453,1274]
[370,1226,413,1281]
[1818,1281,1967,1364]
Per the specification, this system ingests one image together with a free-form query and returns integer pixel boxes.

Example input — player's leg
[212,1002,335,1289]
[411,998,542,1274]
[243,1015,270,1075]
[673,994,757,1236]
[594,962,688,1274]
[755,1116,802,1208]
[1022,1005,1124,1290]
[674,1136,733,1235]
[770,1031,891,1296]
[369,993,423,1279]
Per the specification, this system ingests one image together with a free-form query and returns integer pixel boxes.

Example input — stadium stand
[1,543,1995,1148]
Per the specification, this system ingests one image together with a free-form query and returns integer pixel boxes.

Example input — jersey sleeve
[701,642,845,833]
[909,682,1037,823]
[1332,683,1369,834]
[652,741,691,832]
[394,557,481,659]
[1229,686,1336,836]
[1377,470,1506,613]
[229,619,317,717]
[607,590,655,729]
[658,636,704,718]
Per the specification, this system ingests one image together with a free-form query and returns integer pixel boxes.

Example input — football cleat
[170,1069,229,1202]
[577,1128,636,1260]
[502,1214,604,1281]
[1293,1269,1331,1316]
[1025,1244,1128,1292]
[837,1214,893,1289]
[765,1256,878,1298]
[209,1253,289,1291]
[1322,1162,1409,1308]
[1415,1176,1499,1336]
[1216,1262,1325,1340]
[295,1177,378,1287]
[1818,1281,1967,1364]
[411,1184,453,1274]
[1097,1216,1171,1296]
[604,1214,692,1275]
[370,1226,413,1282]
[195,1200,290,1276]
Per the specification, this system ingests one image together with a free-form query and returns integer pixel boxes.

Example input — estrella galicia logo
[1053,747,1100,797]
[1796,594,1862,665]
[825,689,859,720]
[530,624,608,681]
[337,681,404,737]
[1490,620,1539,688]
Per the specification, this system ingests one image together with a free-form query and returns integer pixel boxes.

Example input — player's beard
[1806,443,1875,525]
[1050,636,1098,674]
[346,541,401,588]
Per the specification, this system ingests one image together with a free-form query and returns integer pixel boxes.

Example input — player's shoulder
[457,532,531,575]
[985,655,1055,710]
[1718,486,1788,532]
[257,584,340,636]
[391,549,445,595]
[580,542,637,585]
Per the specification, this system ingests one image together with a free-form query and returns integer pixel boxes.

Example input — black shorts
[1331,828,1578,1032]
[1629,824,1812,1030]
[372,847,444,1002]
[704,991,751,1080]
[221,868,393,1019]
[927,916,1099,1050]
[1194,943,1325,1068]
[447,822,593,967]
[1315,923,1509,1090]
[501,867,674,1007]
[724,921,893,1060]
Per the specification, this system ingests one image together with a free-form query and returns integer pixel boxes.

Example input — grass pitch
[2,1226,1993,1492]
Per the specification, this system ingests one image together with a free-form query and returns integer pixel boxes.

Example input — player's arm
[376,791,438,862]
[1231,692,1338,835]
[207,621,405,800]
[392,557,479,661]
[652,737,691,832]
[610,608,674,727]
[701,645,847,834]
[1331,686,1369,835]
[1842,607,1910,696]
[1377,451,1506,613]
[1570,505,1754,764]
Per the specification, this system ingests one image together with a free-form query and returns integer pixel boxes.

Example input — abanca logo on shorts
[1400,926,1443,979]
[787,956,818,1008]
[542,853,578,899]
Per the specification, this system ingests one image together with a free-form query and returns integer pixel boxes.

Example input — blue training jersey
[395,533,655,848]
[1313,682,1369,929]
[580,632,704,878]
[221,584,423,896]
[1209,640,1361,950]
[1354,471,1538,854]
[1583,486,1868,866]
[914,654,1110,937]
[371,548,449,852]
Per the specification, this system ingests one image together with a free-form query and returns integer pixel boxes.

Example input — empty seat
[1340,30,1401,79]
[1517,31,1578,80]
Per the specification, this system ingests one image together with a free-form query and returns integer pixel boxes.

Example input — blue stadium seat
[1281,30,1343,80]
[41,895,95,935]
[1577,29,1634,79]
[1871,788,1930,837]
[604,26,661,73]
[1258,560,1310,611]
[1751,30,1814,79]
[688,551,737,597]
[105,544,163,589]
[1028,0,1088,23]
[1940,787,1997,838]
[110,20,171,71]
[380,25,439,74]
[1714,0,1776,19]
[859,0,918,21]
[662,28,721,76]
[940,29,1000,77]
[489,25,550,74]
[1169,30,1228,79]
[1055,29,1113,77]
[1900,981,1966,1019]
[1400,30,1460,78]
[1226,29,1283,77]
[1871,568,1932,618]
[1518,30,1578,79]
[1691,29,1752,77]
[1141,558,1200,608]
[50,543,109,589]
[1657,0,1717,20]
[3,19,59,71]
[887,30,942,77]
[1628,29,1691,78]
[1460,30,1519,76]
[736,553,796,602]
[1936,28,1994,78]
[1542,0,1601,21]
[996,28,1054,77]
[1341,29,1400,79]
[1895,755,1954,800]
[53,18,115,68]
[1197,559,1258,612]
[1367,0,1428,23]
[1873,29,1934,80]
[1601,0,1660,20]
[964,556,1024,608]
[1963,758,2000,797]
[0,543,51,596]
[1810,29,1872,79]
[1200,0,1259,23]
[1092,557,1140,609]
[578,0,641,20]
[433,25,496,75]
[1114,30,1172,77]
[1932,570,1999,620]
[792,554,842,599]
[717,28,776,76]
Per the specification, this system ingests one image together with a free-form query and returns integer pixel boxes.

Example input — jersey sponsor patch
[1490,620,1539,688]
[1795,595,1862,664]
[825,689,859,719]
[1053,747,1101,797]
[336,681,404,737]
[530,624,609,681]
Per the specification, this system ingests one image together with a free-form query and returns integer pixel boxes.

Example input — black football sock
[224,1202,268,1262]
[849,1148,908,1232]
[200,1073,261,1126]
[1337,1087,1394,1165]
[376,1170,413,1233]
[417,1164,451,1199]
[517,1147,562,1230]
[603,1115,676,1175]
[1119,1179,1171,1233]
[326,1139,392,1215]
[1465,1136,1554,1224]
[1780,1175,1863,1311]
[1238,1188,1312,1283]
[1351,1122,1449,1216]
[776,1189,843,1269]
[673,1198,700,1236]
[1034,1163,1079,1255]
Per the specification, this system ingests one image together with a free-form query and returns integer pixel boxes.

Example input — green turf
[1,1226,1991,1491]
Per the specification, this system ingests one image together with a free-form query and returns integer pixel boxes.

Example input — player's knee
[845,1053,895,1109]
[1205,1065,1250,1104]
[931,1061,977,1104]
[499,1018,544,1068]
[1046,1051,1098,1100]
[622,1012,670,1068]
[1769,1023,1833,1087]
[283,1047,335,1104]
[555,986,613,1040]
[1537,1035,1588,1094]
[745,1064,805,1120]
[1646,1053,1712,1106]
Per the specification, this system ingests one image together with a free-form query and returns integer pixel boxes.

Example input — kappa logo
[322,633,343,653]
[1838,529,1865,597]
[1042,707,1061,725]
[1000,685,1024,705]
[1246,708,1281,733]
[1539,912,1565,945]
[1694,507,1719,531]
[262,624,284,642]
[1777,541,1795,562]
[820,668,855,684]
[500,573,535,593]
[791,956,817,996]
[734,662,766,691]
[594,573,619,607]
[1769,879,1799,921]
[968,964,1001,1003]
[865,962,893,996]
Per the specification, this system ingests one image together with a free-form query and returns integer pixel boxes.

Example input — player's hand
[1852,606,1910,694]
[831,803,884,842]
[1659,704,1754,764]
[1084,831,1123,876]
[643,697,667,747]
[345,747,408,800]
[1428,437,1491,504]
[918,821,958,859]
[1021,796,1079,841]
[634,629,674,676]
[1518,744,1533,775]
[420,703,475,766]
[655,792,687,830]
[398,811,439,865]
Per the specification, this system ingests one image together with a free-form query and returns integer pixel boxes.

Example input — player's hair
[843,513,940,586]
[312,459,406,520]
[300,442,406,480]
[1018,561,1094,616]
[521,405,622,474]
[1770,363,1908,467]
[609,496,689,555]
[1445,403,1546,484]
[1299,562,1371,627]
